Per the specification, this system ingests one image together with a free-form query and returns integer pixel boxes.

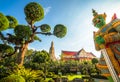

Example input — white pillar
[101,49,120,82]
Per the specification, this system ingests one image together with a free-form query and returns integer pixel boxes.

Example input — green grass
[107,76,114,82]
[46,75,83,81]
[61,75,82,81]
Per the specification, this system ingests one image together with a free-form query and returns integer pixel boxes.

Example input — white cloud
[28,46,36,50]
[44,6,51,15]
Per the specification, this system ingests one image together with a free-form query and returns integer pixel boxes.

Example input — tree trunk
[16,43,29,66]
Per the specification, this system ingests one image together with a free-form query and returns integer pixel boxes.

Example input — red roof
[62,51,77,56]
[87,52,96,57]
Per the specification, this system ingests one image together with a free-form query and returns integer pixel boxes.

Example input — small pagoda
[96,52,111,77]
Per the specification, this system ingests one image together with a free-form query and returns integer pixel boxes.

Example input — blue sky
[1,0,120,58]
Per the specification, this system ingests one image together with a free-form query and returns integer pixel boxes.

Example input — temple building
[60,48,96,62]
[49,41,56,61]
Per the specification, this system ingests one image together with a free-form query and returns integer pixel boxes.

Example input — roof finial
[112,13,117,20]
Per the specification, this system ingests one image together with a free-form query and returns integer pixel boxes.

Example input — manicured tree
[0,14,18,59]
[92,58,98,64]
[0,2,67,66]
[32,50,50,79]
[32,50,50,64]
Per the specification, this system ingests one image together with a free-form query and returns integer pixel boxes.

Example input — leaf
[34,35,41,42]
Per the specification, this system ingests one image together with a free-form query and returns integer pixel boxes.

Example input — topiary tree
[6,15,18,28]
[0,2,67,66]
[32,50,50,79]
[92,58,98,64]
[0,13,9,31]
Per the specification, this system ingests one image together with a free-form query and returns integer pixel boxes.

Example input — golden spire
[49,41,56,61]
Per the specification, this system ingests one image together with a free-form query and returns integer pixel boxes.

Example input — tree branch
[35,32,53,35]
[2,46,19,58]
[0,32,4,39]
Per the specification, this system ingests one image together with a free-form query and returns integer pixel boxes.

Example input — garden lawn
[107,76,114,82]
[62,75,82,81]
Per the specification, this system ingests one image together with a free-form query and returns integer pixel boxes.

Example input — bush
[35,78,45,82]
[0,65,10,79]
[91,75,108,79]
[0,74,25,82]
[48,79,54,82]
[11,67,44,82]
[47,72,56,78]
[72,78,84,82]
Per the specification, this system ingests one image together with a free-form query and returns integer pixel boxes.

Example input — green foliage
[24,2,44,24]
[0,57,14,67]
[48,79,55,82]
[0,13,9,31]
[0,56,17,79]
[107,76,114,82]
[34,35,41,42]
[24,50,50,70]
[0,44,14,54]
[0,65,10,79]
[46,72,56,78]
[32,50,50,63]
[0,74,25,82]
[53,24,67,38]
[0,2,67,67]
[7,35,20,45]
[40,24,51,32]
[14,25,32,40]
[6,15,18,28]
[25,49,34,56]
[91,75,108,79]
[92,58,98,64]
[82,67,89,75]
[12,67,43,82]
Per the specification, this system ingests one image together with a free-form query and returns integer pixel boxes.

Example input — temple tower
[49,41,56,61]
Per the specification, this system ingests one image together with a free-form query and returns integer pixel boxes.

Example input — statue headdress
[92,9,98,16]
[92,9,106,20]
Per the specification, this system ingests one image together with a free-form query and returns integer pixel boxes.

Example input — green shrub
[47,72,55,78]
[0,65,10,79]
[0,74,25,82]
[48,79,54,82]
[91,75,108,79]
[11,67,44,82]
[0,13,9,31]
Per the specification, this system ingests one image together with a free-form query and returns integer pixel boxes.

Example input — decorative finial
[112,13,117,20]
[92,9,98,16]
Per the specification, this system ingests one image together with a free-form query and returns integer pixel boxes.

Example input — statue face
[93,16,106,29]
